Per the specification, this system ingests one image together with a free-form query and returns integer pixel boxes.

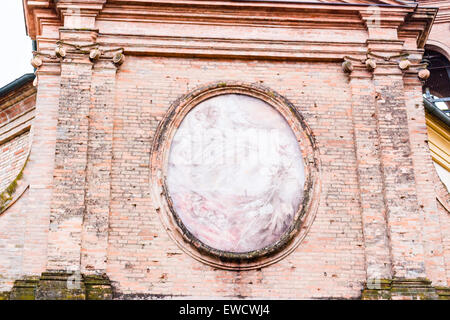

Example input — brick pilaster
[47,60,93,271]
[80,61,117,274]
[349,66,392,281]
[372,61,426,279]
[46,5,103,273]
[403,72,447,285]
[22,67,61,275]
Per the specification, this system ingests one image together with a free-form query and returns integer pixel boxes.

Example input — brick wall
[106,56,366,298]
[434,165,450,286]
[438,200,450,287]
[0,0,447,299]
[0,83,35,193]
[0,132,30,192]
[0,94,35,126]
[0,188,27,292]
[0,81,35,291]
[0,57,447,298]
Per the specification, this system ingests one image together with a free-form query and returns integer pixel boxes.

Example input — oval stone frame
[150,82,321,270]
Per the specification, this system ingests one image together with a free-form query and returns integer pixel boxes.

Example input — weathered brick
[0,0,448,300]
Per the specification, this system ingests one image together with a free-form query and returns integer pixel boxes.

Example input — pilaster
[81,60,117,275]
[45,11,120,274]
[369,41,427,279]
[22,62,61,276]
[348,66,392,282]
[47,56,93,272]
[46,28,97,273]
[403,71,447,286]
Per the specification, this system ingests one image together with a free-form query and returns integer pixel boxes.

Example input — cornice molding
[404,6,438,48]
[55,0,106,29]
[99,34,368,61]
[105,1,418,9]
[23,0,106,38]
[24,0,436,59]
[23,0,428,36]
[23,0,58,39]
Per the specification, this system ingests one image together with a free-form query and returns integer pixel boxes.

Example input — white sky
[0,1,33,88]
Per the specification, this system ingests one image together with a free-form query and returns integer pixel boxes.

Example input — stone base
[35,272,86,300]
[0,291,11,300]
[84,275,114,300]
[435,286,450,300]
[1,272,112,300]
[10,276,39,300]
[362,278,449,300]
[2,275,449,299]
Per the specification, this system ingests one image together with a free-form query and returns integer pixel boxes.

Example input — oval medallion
[166,94,305,253]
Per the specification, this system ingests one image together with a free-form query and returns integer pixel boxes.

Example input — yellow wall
[426,112,450,171]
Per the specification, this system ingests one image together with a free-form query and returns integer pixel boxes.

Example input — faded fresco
[167,94,305,253]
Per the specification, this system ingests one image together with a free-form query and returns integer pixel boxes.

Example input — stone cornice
[24,1,436,61]
[99,35,368,61]
[105,0,418,9]
[23,0,59,39]
[433,3,450,24]
[54,0,106,11]
[55,0,107,29]
[100,0,416,27]
[23,0,106,38]
[23,0,431,36]
[401,6,438,48]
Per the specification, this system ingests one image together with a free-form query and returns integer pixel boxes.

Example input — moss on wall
[361,278,449,300]
[0,157,28,214]
[2,273,449,300]
[3,272,112,300]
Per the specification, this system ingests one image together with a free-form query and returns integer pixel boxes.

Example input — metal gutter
[424,97,450,129]
[0,73,35,99]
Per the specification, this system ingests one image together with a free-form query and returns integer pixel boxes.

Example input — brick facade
[0,75,36,292]
[0,79,35,191]
[0,132,30,192]
[0,0,449,299]
[421,0,450,295]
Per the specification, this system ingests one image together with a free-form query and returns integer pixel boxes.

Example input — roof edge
[0,74,36,99]
[424,97,450,129]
